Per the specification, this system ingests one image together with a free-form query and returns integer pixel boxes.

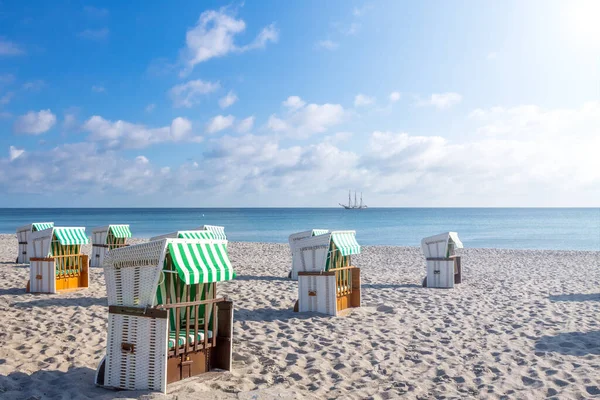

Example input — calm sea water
[0,208,598,251]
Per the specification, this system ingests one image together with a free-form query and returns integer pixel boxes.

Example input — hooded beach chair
[15,222,54,263]
[294,230,361,316]
[90,225,132,268]
[288,229,329,280]
[150,229,217,242]
[95,237,235,393]
[421,232,463,288]
[26,226,89,293]
[197,225,227,241]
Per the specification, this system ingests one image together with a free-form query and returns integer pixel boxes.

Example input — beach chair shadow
[362,283,422,289]
[0,287,27,296]
[535,331,600,356]
[0,366,152,399]
[548,293,600,302]
[12,296,107,308]
[236,307,314,322]
[235,275,289,282]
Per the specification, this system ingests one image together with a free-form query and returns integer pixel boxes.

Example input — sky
[0,0,599,207]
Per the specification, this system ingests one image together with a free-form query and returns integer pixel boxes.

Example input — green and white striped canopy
[32,222,54,232]
[109,225,132,238]
[312,229,329,236]
[53,227,89,245]
[167,241,235,284]
[331,232,361,256]
[202,225,227,241]
[178,231,214,240]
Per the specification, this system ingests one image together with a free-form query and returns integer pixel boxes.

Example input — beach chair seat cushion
[168,330,213,349]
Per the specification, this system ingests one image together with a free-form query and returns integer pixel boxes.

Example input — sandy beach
[0,234,598,399]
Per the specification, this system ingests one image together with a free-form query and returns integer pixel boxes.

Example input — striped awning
[167,241,235,284]
[202,225,227,241]
[312,229,329,236]
[53,227,89,245]
[32,222,54,232]
[331,232,361,256]
[178,231,214,240]
[109,225,132,238]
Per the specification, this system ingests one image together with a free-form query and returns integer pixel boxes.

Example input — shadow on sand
[535,331,600,356]
[234,275,290,282]
[549,293,600,302]
[0,366,151,399]
[236,306,314,323]
[0,287,27,296]
[363,283,422,289]
[12,296,107,308]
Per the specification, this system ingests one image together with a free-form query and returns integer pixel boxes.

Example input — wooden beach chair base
[27,255,89,294]
[423,256,462,288]
[296,267,361,316]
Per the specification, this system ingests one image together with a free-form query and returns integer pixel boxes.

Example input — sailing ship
[339,190,368,209]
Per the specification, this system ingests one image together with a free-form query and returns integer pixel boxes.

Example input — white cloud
[418,92,462,109]
[354,94,375,107]
[9,146,25,161]
[389,91,401,102]
[282,96,306,110]
[170,117,193,140]
[268,96,346,138]
[0,37,24,56]
[169,79,220,108]
[13,110,57,135]
[92,85,106,93]
[135,155,149,164]
[180,8,278,75]
[82,115,199,148]
[219,90,238,109]
[77,28,110,40]
[145,103,156,113]
[206,114,235,134]
[236,116,255,133]
[316,40,339,50]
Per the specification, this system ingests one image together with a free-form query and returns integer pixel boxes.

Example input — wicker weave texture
[104,313,168,392]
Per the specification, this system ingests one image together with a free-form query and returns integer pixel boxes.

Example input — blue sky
[0,0,598,207]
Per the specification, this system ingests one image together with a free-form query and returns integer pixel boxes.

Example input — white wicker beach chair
[15,222,54,263]
[288,229,329,280]
[95,237,235,393]
[90,225,132,268]
[27,226,89,294]
[421,232,463,288]
[294,231,361,316]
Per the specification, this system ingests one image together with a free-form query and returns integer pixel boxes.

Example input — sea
[0,208,598,251]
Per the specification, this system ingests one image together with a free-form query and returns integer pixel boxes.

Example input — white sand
[0,234,598,399]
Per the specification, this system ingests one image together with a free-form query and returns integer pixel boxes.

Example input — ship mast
[354,191,357,208]
[360,192,363,208]
[348,190,351,207]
